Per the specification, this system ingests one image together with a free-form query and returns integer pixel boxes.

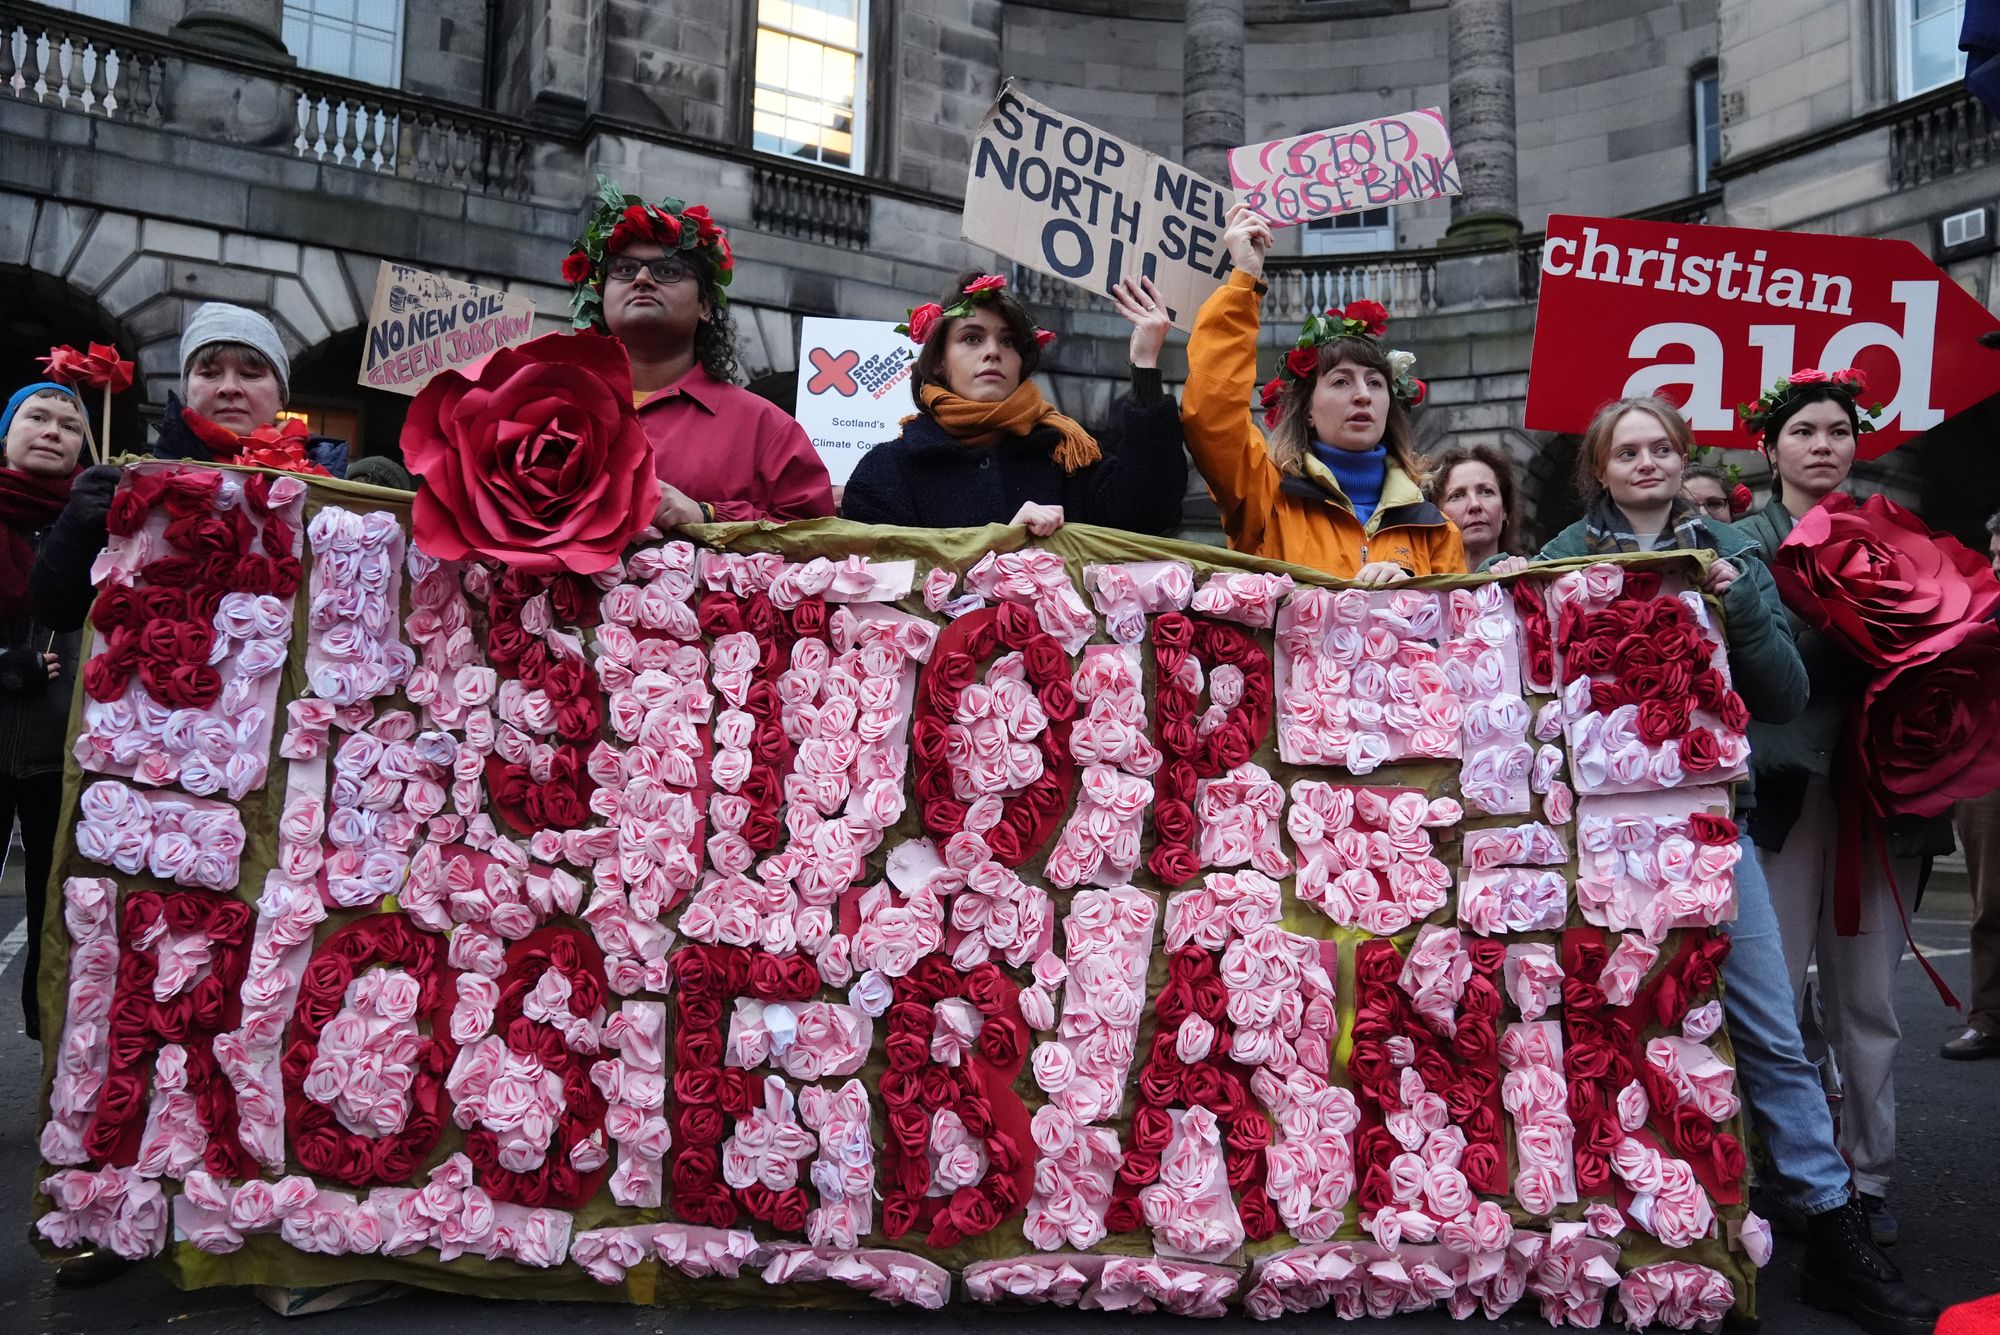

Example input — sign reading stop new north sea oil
[1526,215,2000,456]
[962,82,1236,330]
[358,262,538,396]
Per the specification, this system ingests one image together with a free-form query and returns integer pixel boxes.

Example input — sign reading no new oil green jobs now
[358,262,538,397]
[962,81,1235,331]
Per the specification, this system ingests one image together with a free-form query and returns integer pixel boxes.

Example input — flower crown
[1735,367,1881,439]
[895,274,1056,350]
[1256,299,1424,428]
[563,176,734,328]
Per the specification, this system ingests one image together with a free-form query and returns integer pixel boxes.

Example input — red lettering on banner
[282,913,457,1186]
[1348,937,1508,1214]
[877,957,1034,1246]
[697,590,827,854]
[86,891,255,1177]
[1148,614,1274,886]
[463,927,613,1208]
[1104,948,1276,1239]
[912,602,1079,867]
[667,943,822,1230]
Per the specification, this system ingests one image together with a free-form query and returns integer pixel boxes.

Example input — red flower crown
[1735,367,1882,439]
[896,274,1055,350]
[564,177,734,328]
[1256,299,1423,429]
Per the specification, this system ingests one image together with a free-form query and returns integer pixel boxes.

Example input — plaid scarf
[1582,493,1711,556]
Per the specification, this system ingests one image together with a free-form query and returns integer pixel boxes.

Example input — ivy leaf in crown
[1258,298,1421,425]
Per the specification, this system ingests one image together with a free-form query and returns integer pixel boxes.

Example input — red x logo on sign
[806,347,861,396]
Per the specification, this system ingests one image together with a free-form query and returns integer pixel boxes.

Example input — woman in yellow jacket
[1182,202,1465,584]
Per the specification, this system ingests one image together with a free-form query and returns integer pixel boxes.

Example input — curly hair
[689,269,742,385]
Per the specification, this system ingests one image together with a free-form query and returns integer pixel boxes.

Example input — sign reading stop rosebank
[1525,214,2000,457]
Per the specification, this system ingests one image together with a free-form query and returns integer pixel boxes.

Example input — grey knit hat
[179,303,290,403]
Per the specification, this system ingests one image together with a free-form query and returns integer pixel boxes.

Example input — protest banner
[36,450,1766,1317]
[1228,108,1459,228]
[792,317,916,485]
[358,262,537,396]
[962,81,1235,330]
[1526,214,2000,455]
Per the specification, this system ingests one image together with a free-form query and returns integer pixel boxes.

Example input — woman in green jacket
[1488,394,1937,1324]
[1487,395,1805,720]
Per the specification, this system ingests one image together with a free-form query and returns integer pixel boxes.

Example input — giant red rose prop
[1771,493,2000,668]
[401,330,661,575]
[1858,623,2000,817]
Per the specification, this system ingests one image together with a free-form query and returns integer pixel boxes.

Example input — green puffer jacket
[1488,514,1808,812]
[1732,499,1954,857]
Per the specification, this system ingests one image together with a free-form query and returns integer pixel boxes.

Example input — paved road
[0,868,1993,1334]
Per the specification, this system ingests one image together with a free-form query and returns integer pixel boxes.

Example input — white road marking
[0,918,26,978]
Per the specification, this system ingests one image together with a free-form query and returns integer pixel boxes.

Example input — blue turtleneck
[1311,441,1388,523]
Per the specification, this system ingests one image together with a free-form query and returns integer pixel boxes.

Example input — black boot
[1800,1199,1942,1335]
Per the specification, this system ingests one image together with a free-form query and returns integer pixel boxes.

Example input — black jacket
[0,521,81,778]
[33,394,347,633]
[839,371,1189,534]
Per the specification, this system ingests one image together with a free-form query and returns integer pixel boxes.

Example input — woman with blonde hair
[1179,203,1464,583]
[1492,394,1936,1327]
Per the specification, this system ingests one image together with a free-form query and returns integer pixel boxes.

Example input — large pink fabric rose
[402,331,661,575]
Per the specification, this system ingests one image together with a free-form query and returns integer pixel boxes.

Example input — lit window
[1693,69,1720,191]
[1302,207,1394,256]
[1899,0,1968,98]
[753,0,867,172]
[39,0,131,20]
[283,0,401,88]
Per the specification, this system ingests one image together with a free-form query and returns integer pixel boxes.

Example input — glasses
[606,256,696,286]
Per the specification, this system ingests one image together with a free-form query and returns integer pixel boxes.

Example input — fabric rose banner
[34,462,1765,1328]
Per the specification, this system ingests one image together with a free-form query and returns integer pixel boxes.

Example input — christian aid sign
[1525,214,2000,457]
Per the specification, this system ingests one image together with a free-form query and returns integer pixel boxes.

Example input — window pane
[1915,0,1957,20]
[1910,12,1966,93]
[355,0,397,33]
[754,1,867,172]
[354,34,393,86]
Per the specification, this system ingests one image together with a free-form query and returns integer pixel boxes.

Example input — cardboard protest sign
[1526,215,2000,455]
[1228,108,1459,227]
[962,81,1235,329]
[793,317,916,485]
[358,262,537,396]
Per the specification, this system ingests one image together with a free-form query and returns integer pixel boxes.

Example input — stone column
[174,0,292,62]
[1445,0,1519,243]
[1183,0,1244,185]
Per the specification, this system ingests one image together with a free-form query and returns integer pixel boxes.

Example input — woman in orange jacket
[1181,202,1465,583]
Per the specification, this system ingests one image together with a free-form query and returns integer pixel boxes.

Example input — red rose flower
[1829,367,1867,393]
[1688,812,1739,845]
[1405,377,1427,406]
[1033,327,1056,350]
[1858,623,2000,817]
[1788,367,1830,384]
[906,302,945,345]
[1284,346,1319,378]
[561,250,594,285]
[964,274,1008,294]
[1341,299,1390,337]
[39,341,133,392]
[1772,492,2000,669]
[401,330,661,575]
[1729,482,1753,516]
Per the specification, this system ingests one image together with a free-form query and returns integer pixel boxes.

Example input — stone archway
[0,259,144,450]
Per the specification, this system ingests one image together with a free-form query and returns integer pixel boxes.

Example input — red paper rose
[1858,623,2000,817]
[1341,299,1390,337]
[906,302,945,344]
[39,341,134,392]
[1772,493,2000,669]
[401,330,661,575]
[561,250,593,284]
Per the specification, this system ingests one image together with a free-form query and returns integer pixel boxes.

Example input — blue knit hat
[2,381,85,437]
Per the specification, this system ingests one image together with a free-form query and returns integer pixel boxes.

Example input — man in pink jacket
[564,186,834,526]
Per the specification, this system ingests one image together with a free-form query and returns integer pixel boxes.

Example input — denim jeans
[1721,834,1854,1215]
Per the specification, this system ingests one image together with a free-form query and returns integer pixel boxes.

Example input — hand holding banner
[1228,109,1459,228]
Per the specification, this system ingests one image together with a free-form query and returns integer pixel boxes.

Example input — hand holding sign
[1109,276,1173,369]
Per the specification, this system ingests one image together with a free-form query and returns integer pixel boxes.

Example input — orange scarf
[917,381,1100,474]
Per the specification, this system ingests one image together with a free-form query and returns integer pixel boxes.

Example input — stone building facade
[3,0,1997,542]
